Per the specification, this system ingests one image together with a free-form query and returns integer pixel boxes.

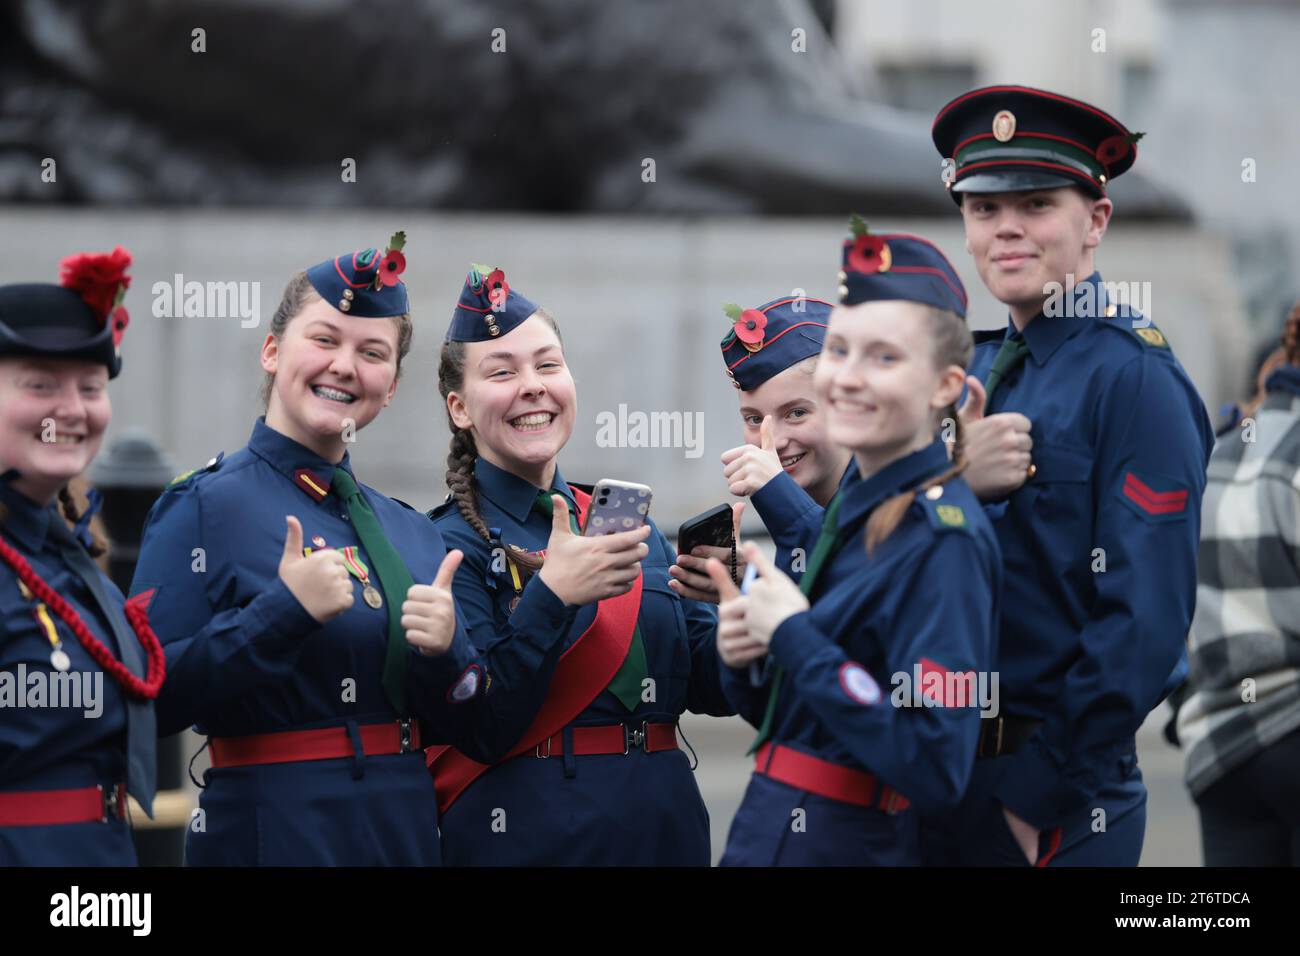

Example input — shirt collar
[836,440,952,531]
[1018,270,1105,366]
[473,455,577,524]
[246,417,353,503]
[0,469,57,553]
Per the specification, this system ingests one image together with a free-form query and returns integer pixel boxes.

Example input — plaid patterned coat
[1179,368,1300,796]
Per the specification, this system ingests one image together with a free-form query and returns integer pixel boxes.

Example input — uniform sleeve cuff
[508,575,577,648]
[751,471,819,533]
[767,611,829,672]
[407,626,478,684]
[244,578,320,646]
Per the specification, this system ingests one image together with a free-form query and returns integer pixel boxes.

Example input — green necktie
[533,491,649,712]
[983,333,1030,410]
[331,468,414,714]
[748,492,845,754]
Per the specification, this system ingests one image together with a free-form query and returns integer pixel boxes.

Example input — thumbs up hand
[401,549,464,657]
[721,414,785,497]
[958,375,1035,501]
[536,495,652,606]
[277,516,355,623]
[736,541,808,648]
[958,375,987,424]
[704,553,766,668]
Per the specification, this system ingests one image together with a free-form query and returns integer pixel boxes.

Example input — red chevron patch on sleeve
[919,657,976,707]
[126,588,156,612]
[1122,472,1188,515]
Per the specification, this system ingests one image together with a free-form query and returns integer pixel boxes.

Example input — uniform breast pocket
[1023,440,1094,531]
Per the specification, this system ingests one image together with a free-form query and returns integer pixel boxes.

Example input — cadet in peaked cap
[927,86,1214,867]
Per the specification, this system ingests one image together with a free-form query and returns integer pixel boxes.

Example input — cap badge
[992,110,1017,143]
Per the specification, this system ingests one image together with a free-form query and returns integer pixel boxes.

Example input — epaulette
[427,492,456,521]
[1106,307,1172,351]
[167,451,224,488]
[916,485,972,534]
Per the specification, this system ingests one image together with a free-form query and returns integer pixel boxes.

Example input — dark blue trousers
[922,747,1146,866]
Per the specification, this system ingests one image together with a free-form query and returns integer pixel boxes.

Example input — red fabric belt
[209,719,421,769]
[530,722,678,758]
[0,783,126,827]
[754,742,910,815]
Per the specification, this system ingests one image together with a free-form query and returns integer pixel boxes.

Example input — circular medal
[363,585,384,609]
[50,648,71,672]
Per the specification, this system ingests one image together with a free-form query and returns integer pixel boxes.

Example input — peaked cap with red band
[932,85,1142,203]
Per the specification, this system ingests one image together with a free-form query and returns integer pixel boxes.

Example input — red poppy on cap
[377,248,406,287]
[847,234,892,276]
[485,268,510,310]
[733,308,767,346]
[109,305,129,347]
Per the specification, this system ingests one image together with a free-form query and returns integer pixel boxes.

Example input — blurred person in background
[1178,302,1300,866]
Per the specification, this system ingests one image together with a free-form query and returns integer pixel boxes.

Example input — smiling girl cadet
[0,248,164,865]
[129,236,556,866]
[669,296,851,606]
[427,264,733,865]
[708,223,1000,866]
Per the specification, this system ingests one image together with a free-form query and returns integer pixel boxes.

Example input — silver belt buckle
[100,783,121,823]
[398,718,414,753]
[534,736,553,758]
[623,721,648,754]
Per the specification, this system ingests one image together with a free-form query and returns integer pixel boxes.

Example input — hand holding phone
[669,502,746,604]
[582,479,653,536]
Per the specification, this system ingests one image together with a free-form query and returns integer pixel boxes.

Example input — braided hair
[863,306,974,555]
[57,483,106,558]
[437,308,563,573]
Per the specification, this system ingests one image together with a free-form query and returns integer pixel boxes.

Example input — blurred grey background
[4,0,1298,865]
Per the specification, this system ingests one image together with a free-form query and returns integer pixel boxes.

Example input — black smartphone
[676,504,734,557]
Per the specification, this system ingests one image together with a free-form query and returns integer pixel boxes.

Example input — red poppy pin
[1095,132,1144,168]
[846,214,891,275]
[376,231,407,288]
[723,303,766,353]
[484,268,510,311]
